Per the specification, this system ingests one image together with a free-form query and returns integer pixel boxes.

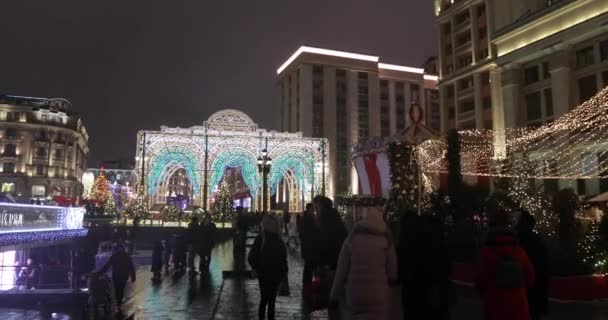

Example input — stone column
[368,72,381,138]
[299,65,313,136]
[439,85,448,133]
[389,81,397,135]
[490,66,506,159]
[473,72,484,129]
[549,47,572,118]
[500,65,521,129]
[324,67,337,199]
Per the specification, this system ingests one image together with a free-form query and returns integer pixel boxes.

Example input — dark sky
[0,1,436,166]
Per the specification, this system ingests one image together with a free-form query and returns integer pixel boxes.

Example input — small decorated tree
[213,181,234,226]
[105,195,116,215]
[89,172,111,204]
[579,221,608,275]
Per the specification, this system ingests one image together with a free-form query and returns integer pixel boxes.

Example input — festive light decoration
[578,220,608,275]
[0,229,88,248]
[137,110,328,208]
[416,86,608,179]
[213,181,233,223]
[209,148,261,197]
[88,171,111,204]
[387,142,421,211]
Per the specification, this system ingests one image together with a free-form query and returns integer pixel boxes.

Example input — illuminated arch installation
[136,109,329,211]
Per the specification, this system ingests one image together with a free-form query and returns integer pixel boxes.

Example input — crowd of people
[244,196,548,320]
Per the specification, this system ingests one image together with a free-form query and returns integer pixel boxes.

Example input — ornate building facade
[0,95,89,202]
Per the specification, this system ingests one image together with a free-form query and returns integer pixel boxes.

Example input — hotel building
[276,46,439,195]
[434,0,608,193]
[0,95,89,202]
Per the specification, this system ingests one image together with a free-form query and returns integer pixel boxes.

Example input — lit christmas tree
[213,181,233,225]
[578,221,608,275]
[89,171,111,204]
[105,195,116,215]
[133,185,149,219]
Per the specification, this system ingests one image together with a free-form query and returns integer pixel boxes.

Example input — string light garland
[416,86,608,179]
[0,229,88,248]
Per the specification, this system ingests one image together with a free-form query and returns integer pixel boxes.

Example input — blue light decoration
[268,150,316,195]
[209,148,261,197]
[147,146,201,196]
[0,229,88,248]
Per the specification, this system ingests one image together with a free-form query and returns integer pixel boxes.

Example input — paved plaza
[1,237,608,319]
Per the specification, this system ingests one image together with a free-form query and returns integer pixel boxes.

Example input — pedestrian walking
[161,240,171,273]
[399,211,452,320]
[151,240,163,281]
[187,217,200,274]
[330,206,398,319]
[286,212,299,249]
[99,243,136,307]
[517,210,549,320]
[300,203,321,286]
[248,214,288,320]
[474,212,535,320]
[283,210,291,235]
[199,213,216,271]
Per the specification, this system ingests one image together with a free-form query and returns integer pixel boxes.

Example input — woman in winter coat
[475,213,535,320]
[330,206,398,320]
[248,214,288,320]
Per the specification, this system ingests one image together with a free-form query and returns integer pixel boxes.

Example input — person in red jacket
[475,213,535,320]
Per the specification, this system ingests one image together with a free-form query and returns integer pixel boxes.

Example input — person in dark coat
[300,203,321,286]
[161,240,171,273]
[187,217,200,274]
[151,240,163,281]
[517,210,549,320]
[248,214,288,320]
[100,243,136,306]
[399,211,452,320]
[173,235,187,271]
[315,196,347,271]
[198,214,216,271]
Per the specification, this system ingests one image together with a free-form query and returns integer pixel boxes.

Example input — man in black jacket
[100,243,136,306]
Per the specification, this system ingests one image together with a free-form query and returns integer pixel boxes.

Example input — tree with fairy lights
[89,172,111,204]
[578,220,608,275]
[213,181,233,225]
[105,195,116,215]
[387,142,420,213]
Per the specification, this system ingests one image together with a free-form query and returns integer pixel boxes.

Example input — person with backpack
[248,214,288,320]
[517,210,549,320]
[330,205,398,319]
[475,212,535,320]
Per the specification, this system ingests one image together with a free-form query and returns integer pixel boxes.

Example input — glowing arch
[147,146,201,196]
[208,148,261,197]
[268,150,316,195]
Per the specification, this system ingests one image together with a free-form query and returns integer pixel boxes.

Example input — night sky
[0,1,436,166]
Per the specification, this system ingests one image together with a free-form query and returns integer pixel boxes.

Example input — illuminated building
[276,46,438,195]
[434,0,608,193]
[136,109,328,212]
[0,95,89,202]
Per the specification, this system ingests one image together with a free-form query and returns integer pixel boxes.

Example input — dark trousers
[188,249,198,271]
[199,251,212,270]
[258,277,281,320]
[302,260,317,286]
[113,277,128,305]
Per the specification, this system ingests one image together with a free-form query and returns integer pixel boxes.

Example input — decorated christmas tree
[213,181,233,225]
[89,171,111,204]
[387,142,420,214]
[133,185,149,219]
[579,221,608,275]
[105,195,116,215]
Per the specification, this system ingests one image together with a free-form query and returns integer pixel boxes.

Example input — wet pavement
[2,235,608,320]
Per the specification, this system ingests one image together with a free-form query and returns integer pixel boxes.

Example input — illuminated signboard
[0,203,84,234]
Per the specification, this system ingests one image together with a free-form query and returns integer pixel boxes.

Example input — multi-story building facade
[434,0,608,193]
[0,95,89,202]
[277,46,438,195]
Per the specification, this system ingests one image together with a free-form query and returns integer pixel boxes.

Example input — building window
[524,65,539,84]
[395,82,406,130]
[600,39,608,62]
[576,46,594,68]
[456,33,471,47]
[525,92,542,122]
[5,128,17,139]
[544,89,553,117]
[37,164,44,176]
[55,149,63,160]
[542,62,550,79]
[37,147,47,157]
[32,185,45,197]
[2,162,15,173]
[1,182,15,193]
[3,144,16,156]
[380,80,390,137]
[578,74,597,103]
[448,107,455,119]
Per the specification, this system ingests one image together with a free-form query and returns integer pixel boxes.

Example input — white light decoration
[277,46,379,74]
[137,109,329,208]
[416,86,608,180]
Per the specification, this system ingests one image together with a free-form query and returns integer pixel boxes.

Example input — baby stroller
[87,272,115,315]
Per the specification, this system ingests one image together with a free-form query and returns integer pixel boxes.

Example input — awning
[588,192,608,203]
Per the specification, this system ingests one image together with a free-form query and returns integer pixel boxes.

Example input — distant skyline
[0,0,437,166]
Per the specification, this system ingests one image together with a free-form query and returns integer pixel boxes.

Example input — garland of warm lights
[417,86,608,179]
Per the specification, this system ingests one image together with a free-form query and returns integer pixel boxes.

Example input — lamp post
[257,144,272,212]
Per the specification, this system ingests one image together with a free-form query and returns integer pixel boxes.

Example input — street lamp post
[257,142,272,212]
